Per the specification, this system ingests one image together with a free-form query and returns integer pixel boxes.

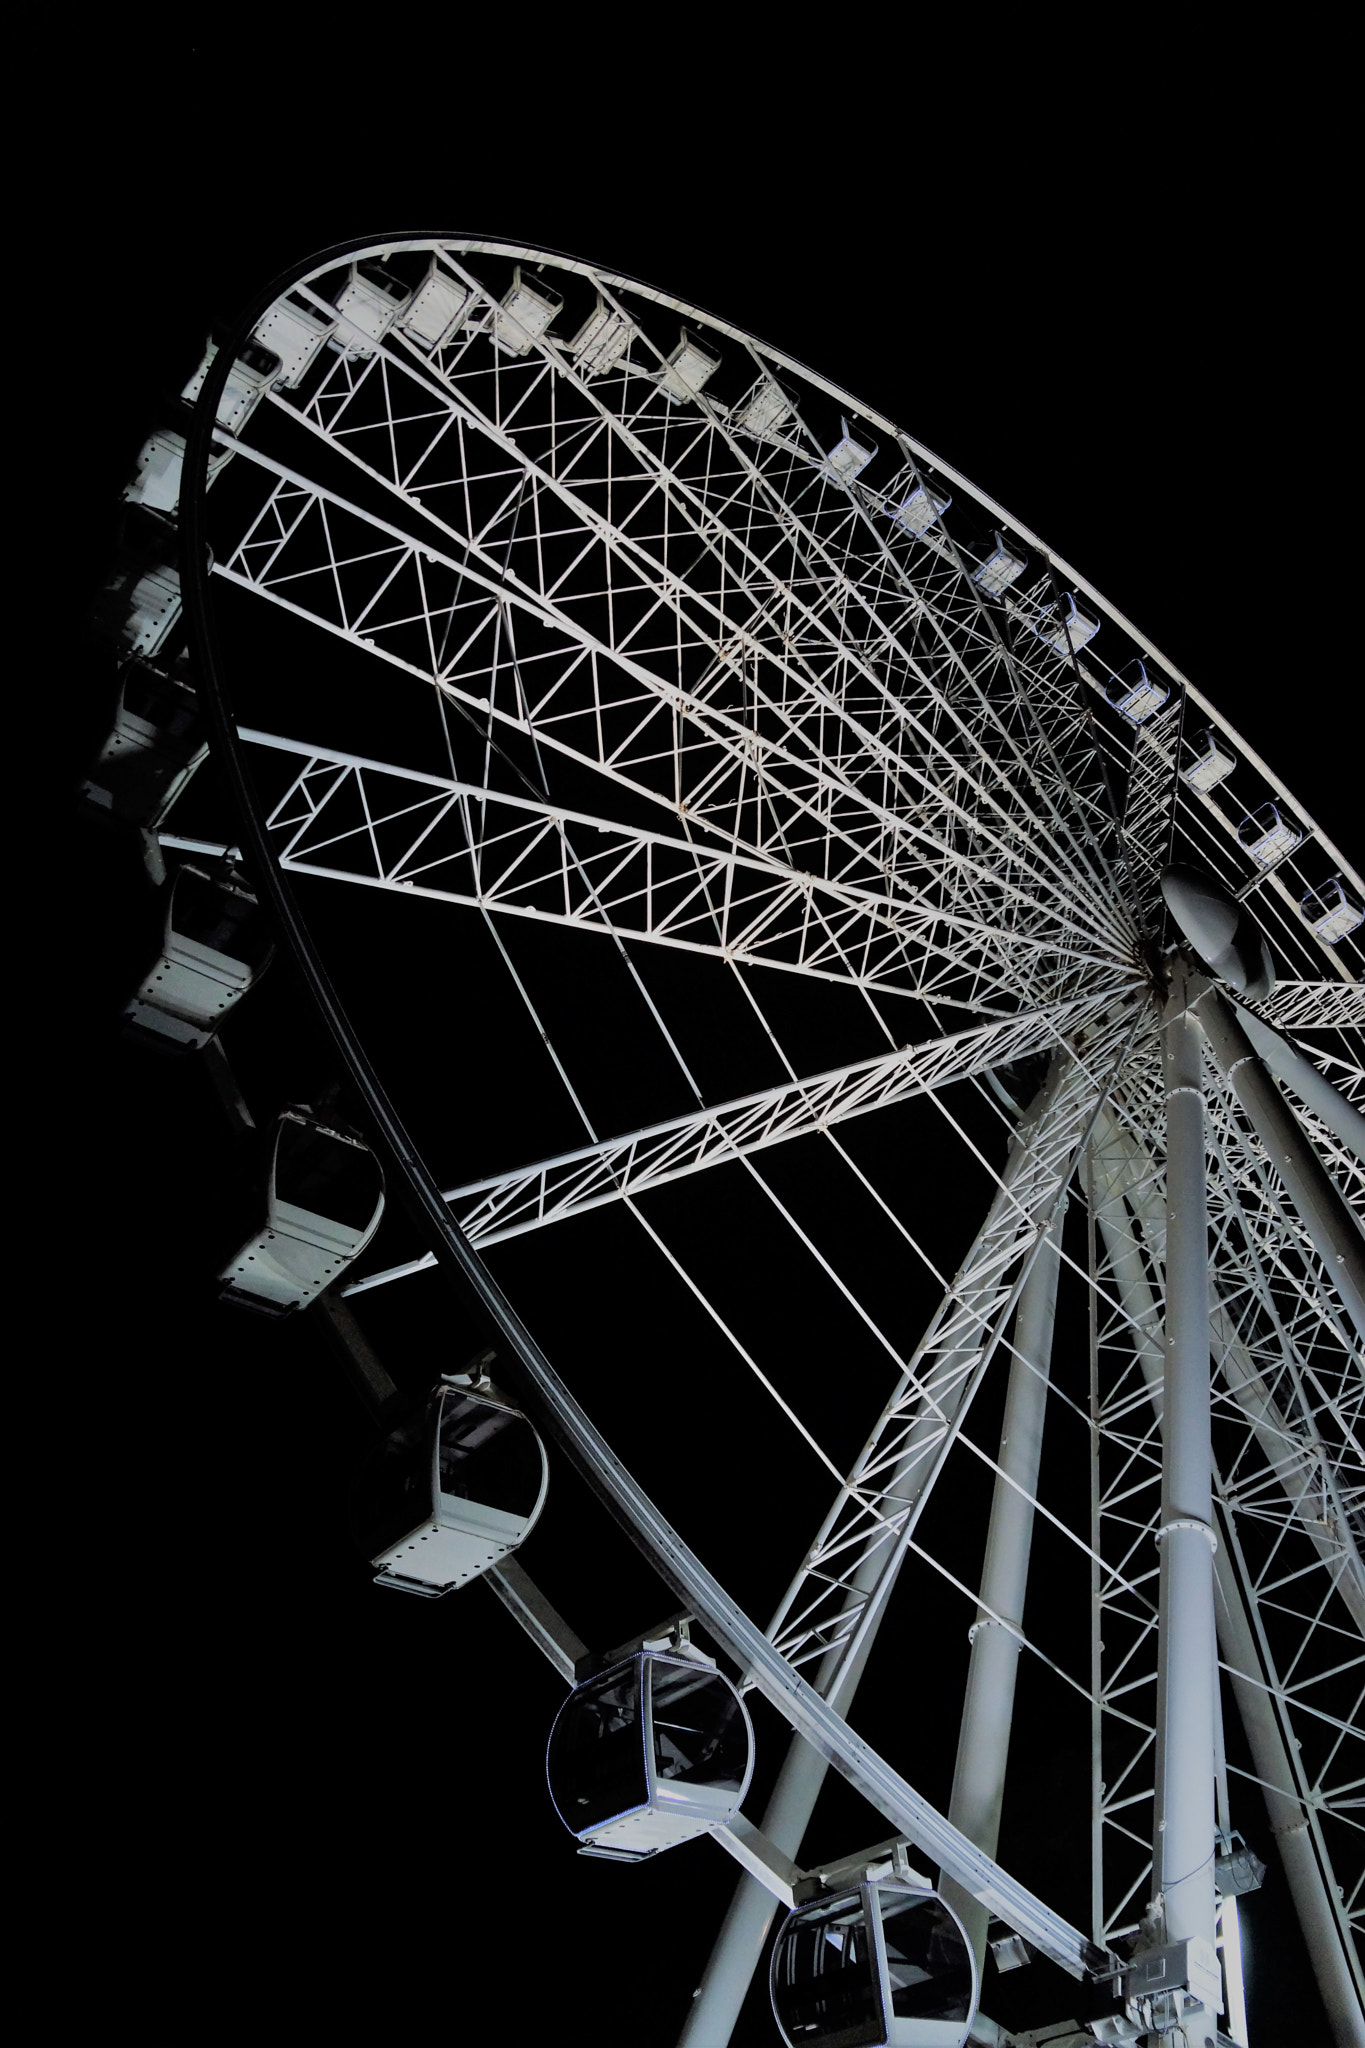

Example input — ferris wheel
[97,234,1363,2046]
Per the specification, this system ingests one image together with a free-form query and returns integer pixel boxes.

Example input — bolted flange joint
[1155,1516,1218,1553]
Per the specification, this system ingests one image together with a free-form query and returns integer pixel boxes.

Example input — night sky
[59,46,1352,2047]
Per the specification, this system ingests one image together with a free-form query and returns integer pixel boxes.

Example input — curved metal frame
[175,233,1363,2036]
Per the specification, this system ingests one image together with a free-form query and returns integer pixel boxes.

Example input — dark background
[51,34,1352,2045]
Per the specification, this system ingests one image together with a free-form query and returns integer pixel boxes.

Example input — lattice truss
[1088,1043,1363,1960]
[756,1008,1143,1685]
[347,989,1123,1285]
[203,256,1150,1021]
[162,241,1365,1996]
[192,246,1362,1021]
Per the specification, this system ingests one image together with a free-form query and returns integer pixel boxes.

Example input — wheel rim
[171,235,1364,2035]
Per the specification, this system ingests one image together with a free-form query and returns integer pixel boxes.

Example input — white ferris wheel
[99,235,1363,2047]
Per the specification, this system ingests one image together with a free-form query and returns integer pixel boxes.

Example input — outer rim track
[179,231,1120,1988]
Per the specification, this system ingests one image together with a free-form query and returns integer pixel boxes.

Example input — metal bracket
[711,1821,932,1912]
[712,1815,803,1908]
[575,1609,711,1681]
[200,1034,256,1137]
[796,1832,933,1901]
[485,1556,588,1685]
[314,1290,401,1417]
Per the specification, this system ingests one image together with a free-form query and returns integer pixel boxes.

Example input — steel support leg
[680,1321,1033,2048]
[941,1201,1066,1974]
[677,1622,878,2046]
[1197,986,1365,1343]
[1151,970,1218,1959]
[1089,1109,1167,1401]
[1232,1003,1365,1165]
[1091,1104,1364,2038]
[679,1069,1069,2046]
[1094,1106,1365,1633]
[1211,1523,1365,2048]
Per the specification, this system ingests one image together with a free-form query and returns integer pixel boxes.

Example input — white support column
[680,1066,1069,2046]
[1151,965,1218,1964]
[1091,1104,1364,2040]
[1233,1003,1365,1165]
[1211,1522,1365,2047]
[1220,1897,1249,2048]
[678,1623,879,2046]
[1196,986,1365,1344]
[1086,1159,1107,1953]
[1213,1628,1250,2047]
[1087,1112,1166,1955]
[941,1199,1066,1973]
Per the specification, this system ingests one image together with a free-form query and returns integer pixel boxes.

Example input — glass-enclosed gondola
[1300,875,1364,945]
[122,425,234,517]
[124,861,274,1049]
[81,660,207,830]
[1104,657,1169,725]
[1180,726,1236,793]
[352,1376,549,1596]
[96,505,185,660]
[546,1648,754,1862]
[1237,800,1302,868]
[1033,589,1099,658]
[219,1107,384,1313]
[181,337,282,437]
[770,1882,977,2048]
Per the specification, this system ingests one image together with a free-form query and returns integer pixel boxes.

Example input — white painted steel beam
[218,543,1122,1017]
[1151,968,1219,1960]
[1095,1106,1365,1634]
[241,725,1130,1010]
[1213,1514,1365,2047]
[283,289,1130,951]
[761,1022,1138,1693]
[1088,1101,1362,2022]
[1197,987,1365,1344]
[1233,1001,1365,1164]
[175,240,1364,2042]
[941,1193,1067,1973]
[1260,983,1365,1033]
[1085,1123,1165,1950]
[316,242,1340,901]
[220,418,1127,976]
[343,997,1119,1293]
[679,1045,1117,2045]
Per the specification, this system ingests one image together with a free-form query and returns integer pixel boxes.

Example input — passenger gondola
[82,661,207,832]
[124,861,273,1049]
[181,337,282,436]
[122,426,233,516]
[96,505,184,660]
[352,1373,549,1596]
[971,532,1028,596]
[219,1107,384,1313]
[546,1644,754,1862]
[1034,589,1099,658]
[770,1881,977,2048]
[1300,876,1364,944]
[1104,658,1169,725]
[1237,800,1302,868]
[1180,727,1236,793]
